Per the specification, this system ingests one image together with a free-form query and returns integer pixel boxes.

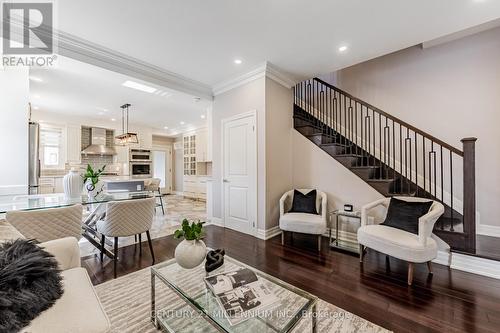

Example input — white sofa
[279,189,328,251]
[0,221,111,333]
[357,196,444,285]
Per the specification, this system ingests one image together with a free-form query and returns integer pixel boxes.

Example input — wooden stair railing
[293,78,477,253]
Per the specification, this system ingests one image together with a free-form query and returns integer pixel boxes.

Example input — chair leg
[408,262,414,286]
[427,261,433,274]
[158,189,165,215]
[139,233,142,255]
[146,230,155,263]
[359,244,364,263]
[281,231,284,245]
[100,235,105,262]
[317,235,322,252]
[114,237,118,279]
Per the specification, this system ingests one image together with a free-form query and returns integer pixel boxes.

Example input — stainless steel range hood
[81,127,116,155]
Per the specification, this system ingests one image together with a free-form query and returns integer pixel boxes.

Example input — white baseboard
[451,252,500,279]
[433,250,452,266]
[208,217,223,227]
[477,223,500,237]
[256,226,282,240]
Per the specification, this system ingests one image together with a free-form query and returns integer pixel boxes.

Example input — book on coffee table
[205,268,280,325]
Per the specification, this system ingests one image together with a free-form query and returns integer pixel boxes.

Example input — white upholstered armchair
[358,196,444,285]
[279,189,328,252]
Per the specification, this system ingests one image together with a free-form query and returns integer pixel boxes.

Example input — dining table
[0,191,157,259]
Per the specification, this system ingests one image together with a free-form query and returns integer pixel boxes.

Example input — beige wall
[211,77,266,230]
[321,26,500,229]
[265,78,294,230]
[291,130,384,230]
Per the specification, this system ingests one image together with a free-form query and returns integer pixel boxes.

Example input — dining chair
[96,197,155,278]
[6,204,83,243]
[145,178,165,215]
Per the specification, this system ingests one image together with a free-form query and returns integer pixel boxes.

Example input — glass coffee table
[151,254,318,332]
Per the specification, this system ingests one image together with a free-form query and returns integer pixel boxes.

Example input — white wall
[211,77,266,229]
[173,137,184,192]
[323,26,500,229]
[0,67,29,195]
[265,78,293,230]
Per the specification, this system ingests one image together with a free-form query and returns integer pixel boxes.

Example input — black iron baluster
[414,132,418,196]
[450,150,454,231]
[400,125,403,193]
[440,146,444,203]
[422,136,426,197]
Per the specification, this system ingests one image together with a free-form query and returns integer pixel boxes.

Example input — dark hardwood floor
[81,225,500,333]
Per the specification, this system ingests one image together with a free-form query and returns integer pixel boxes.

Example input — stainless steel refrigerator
[28,122,40,194]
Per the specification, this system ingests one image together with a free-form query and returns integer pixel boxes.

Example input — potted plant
[82,164,106,198]
[174,219,207,269]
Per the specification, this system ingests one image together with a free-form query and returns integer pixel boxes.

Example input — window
[40,125,65,169]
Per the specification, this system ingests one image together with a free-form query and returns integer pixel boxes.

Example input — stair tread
[367,178,396,183]
[350,165,379,169]
[320,142,348,147]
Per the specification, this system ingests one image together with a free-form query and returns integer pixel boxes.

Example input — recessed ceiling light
[201,114,206,119]
[164,126,169,130]
[111,118,116,122]
[29,76,43,82]
[33,106,39,110]
[234,59,242,65]
[180,121,185,125]
[338,45,348,52]
[122,80,157,93]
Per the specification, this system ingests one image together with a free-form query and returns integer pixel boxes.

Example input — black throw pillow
[0,239,64,332]
[289,189,318,214]
[381,197,433,234]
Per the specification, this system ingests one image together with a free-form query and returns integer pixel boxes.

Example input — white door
[152,148,172,194]
[223,112,257,235]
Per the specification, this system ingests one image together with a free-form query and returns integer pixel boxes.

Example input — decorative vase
[174,239,207,269]
[84,179,104,199]
[63,168,83,199]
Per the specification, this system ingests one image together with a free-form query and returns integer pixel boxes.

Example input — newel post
[461,137,477,253]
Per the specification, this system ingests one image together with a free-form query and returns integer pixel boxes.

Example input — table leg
[151,272,159,329]
[335,214,339,246]
[312,303,317,333]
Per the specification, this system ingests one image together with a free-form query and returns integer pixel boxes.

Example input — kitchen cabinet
[182,175,207,201]
[195,128,209,162]
[115,145,129,164]
[66,125,81,163]
[39,176,64,193]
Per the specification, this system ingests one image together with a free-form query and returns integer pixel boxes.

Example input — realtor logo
[2,2,53,54]
[1,1,57,67]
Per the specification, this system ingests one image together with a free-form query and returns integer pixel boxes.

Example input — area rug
[95,266,390,333]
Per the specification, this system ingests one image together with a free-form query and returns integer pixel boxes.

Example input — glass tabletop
[152,255,317,333]
[0,191,155,214]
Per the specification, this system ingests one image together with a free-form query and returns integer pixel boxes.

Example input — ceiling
[56,0,500,87]
[30,56,211,135]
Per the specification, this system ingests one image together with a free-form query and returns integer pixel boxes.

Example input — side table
[329,210,361,254]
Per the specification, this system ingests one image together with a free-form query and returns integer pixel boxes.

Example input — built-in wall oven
[130,149,151,162]
[129,149,152,178]
[130,162,151,178]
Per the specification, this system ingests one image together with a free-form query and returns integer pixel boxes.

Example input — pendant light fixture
[115,103,139,144]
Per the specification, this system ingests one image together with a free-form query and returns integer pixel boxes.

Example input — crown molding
[55,31,214,100]
[213,62,296,96]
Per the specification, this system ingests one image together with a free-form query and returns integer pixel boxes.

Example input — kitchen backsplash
[81,155,114,170]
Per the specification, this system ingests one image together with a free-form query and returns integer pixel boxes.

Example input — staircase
[293,78,477,254]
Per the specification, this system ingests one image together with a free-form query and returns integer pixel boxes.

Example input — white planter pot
[63,168,83,199]
[174,239,207,269]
